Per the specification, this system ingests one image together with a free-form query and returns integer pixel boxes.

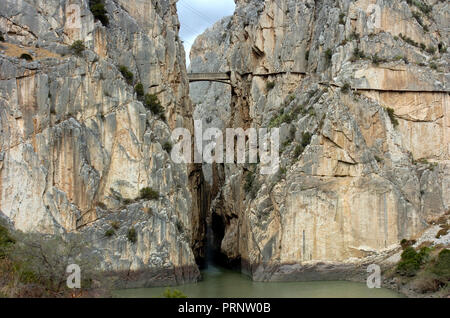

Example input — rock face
[190,0,449,281]
[0,0,201,286]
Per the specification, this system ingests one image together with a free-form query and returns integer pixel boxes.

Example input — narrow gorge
[0,0,449,297]
[190,0,449,284]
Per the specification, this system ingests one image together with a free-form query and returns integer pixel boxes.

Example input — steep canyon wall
[0,0,203,287]
[189,0,449,281]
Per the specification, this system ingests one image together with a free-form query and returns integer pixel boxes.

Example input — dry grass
[436,225,450,239]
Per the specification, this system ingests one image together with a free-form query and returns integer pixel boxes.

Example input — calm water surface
[114,265,403,298]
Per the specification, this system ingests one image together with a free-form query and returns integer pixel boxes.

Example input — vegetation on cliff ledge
[89,0,109,26]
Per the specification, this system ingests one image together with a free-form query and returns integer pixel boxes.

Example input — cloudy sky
[176,0,236,65]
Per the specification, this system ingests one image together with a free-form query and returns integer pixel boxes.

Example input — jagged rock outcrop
[0,0,201,286]
[190,0,449,281]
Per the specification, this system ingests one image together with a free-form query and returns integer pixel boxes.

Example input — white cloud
[177,0,235,66]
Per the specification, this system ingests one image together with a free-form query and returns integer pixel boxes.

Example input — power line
[178,0,217,25]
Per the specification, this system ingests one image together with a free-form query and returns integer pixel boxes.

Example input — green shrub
[176,220,184,234]
[341,82,351,94]
[397,247,421,276]
[70,40,85,56]
[325,48,333,64]
[430,62,438,70]
[266,81,275,91]
[139,187,159,201]
[279,167,287,178]
[19,53,33,61]
[123,198,133,205]
[143,94,165,120]
[412,11,424,27]
[349,32,360,41]
[426,46,436,55]
[301,132,312,148]
[402,246,419,260]
[293,144,304,158]
[352,47,365,61]
[430,249,450,280]
[371,54,386,66]
[0,224,15,258]
[397,246,431,277]
[407,0,432,15]
[104,228,115,237]
[162,141,173,154]
[135,83,144,100]
[89,0,109,26]
[162,288,187,298]
[110,221,120,230]
[399,33,420,48]
[268,112,292,128]
[127,228,137,244]
[386,107,399,127]
[244,172,256,194]
[118,65,134,85]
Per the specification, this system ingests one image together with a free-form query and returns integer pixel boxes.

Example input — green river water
[114,265,403,298]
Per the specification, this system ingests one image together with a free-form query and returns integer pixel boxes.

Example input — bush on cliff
[162,141,173,154]
[127,228,137,244]
[325,48,333,64]
[105,228,115,238]
[89,0,109,26]
[301,132,312,148]
[119,65,134,85]
[266,81,275,91]
[139,187,159,201]
[407,0,432,15]
[135,83,144,100]
[397,246,430,277]
[351,47,366,61]
[385,107,399,127]
[341,83,351,94]
[430,249,450,280]
[70,40,85,56]
[143,93,165,120]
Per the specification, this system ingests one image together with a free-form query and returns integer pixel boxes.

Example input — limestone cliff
[0,0,201,287]
[190,0,449,281]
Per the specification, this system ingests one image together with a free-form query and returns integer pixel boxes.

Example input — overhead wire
[178,0,217,25]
